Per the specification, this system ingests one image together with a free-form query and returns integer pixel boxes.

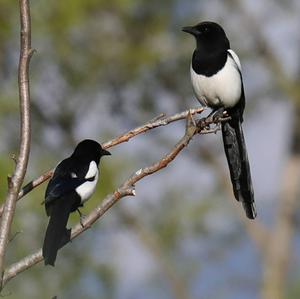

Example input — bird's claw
[212,108,228,122]
[196,117,209,130]
[205,108,228,125]
[80,215,87,228]
[77,209,86,228]
[196,108,228,131]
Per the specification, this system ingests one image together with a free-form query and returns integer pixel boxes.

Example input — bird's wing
[227,49,242,72]
[44,158,90,204]
[45,176,87,203]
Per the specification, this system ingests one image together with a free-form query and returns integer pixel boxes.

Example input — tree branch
[2,114,200,287]
[0,107,203,217]
[0,0,33,285]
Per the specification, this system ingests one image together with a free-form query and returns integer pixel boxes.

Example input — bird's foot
[77,209,86,228]
[196,117,210,130]
[207,107,227,123]
[197,108,228,131]
[214,108,228,122]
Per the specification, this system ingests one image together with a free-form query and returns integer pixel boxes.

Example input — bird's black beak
[102,149,111,156]
[182,26,198,36]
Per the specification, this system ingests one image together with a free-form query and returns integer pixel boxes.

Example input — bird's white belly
[190,56,241,108]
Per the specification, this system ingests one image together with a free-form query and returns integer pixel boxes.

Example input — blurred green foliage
[0,1,201,298]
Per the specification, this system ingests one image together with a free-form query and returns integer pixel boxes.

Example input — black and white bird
[42,139,111,266]
[182,21,256,219]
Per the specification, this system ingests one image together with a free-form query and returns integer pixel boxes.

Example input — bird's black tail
[221,116,256,219]
[42,199,72,266]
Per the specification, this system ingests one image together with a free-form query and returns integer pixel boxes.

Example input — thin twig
[0,107,203,217]
[0,0,33,286]
[102,107,203,149]
[2,114,199,286]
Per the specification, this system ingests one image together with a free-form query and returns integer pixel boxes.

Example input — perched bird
[182,21,256,219]
[42,139,111,266]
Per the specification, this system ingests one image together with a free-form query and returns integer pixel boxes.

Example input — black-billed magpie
[42,139,111,266]
[182,21,256,219]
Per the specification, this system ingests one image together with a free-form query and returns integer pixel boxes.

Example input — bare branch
[102,107,203,149]
[0,0,33,284]
[18,170,53,200]
[3,250,43,285]
[2,114,199,286]
[0,107,203,217]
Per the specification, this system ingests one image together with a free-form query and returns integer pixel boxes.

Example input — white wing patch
[85,161,98,179]
[228,49,241,72]
[75,161,99,203]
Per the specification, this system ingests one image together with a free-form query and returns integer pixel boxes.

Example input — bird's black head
[72,139,111,164]
[182,21,230,52]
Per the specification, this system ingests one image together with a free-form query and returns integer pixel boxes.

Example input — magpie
[182,21,256,219]
[42,139,111,266]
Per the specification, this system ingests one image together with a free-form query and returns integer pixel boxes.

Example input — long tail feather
[221,118,256,219]
[42,200,73,266]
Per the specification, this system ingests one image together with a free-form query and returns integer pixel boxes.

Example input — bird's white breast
[190,51,242,108]
[76,161,99,203]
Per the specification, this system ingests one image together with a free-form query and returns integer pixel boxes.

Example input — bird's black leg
[197,107,227,130]
[207,107,226,123]
[77,209,86,228]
